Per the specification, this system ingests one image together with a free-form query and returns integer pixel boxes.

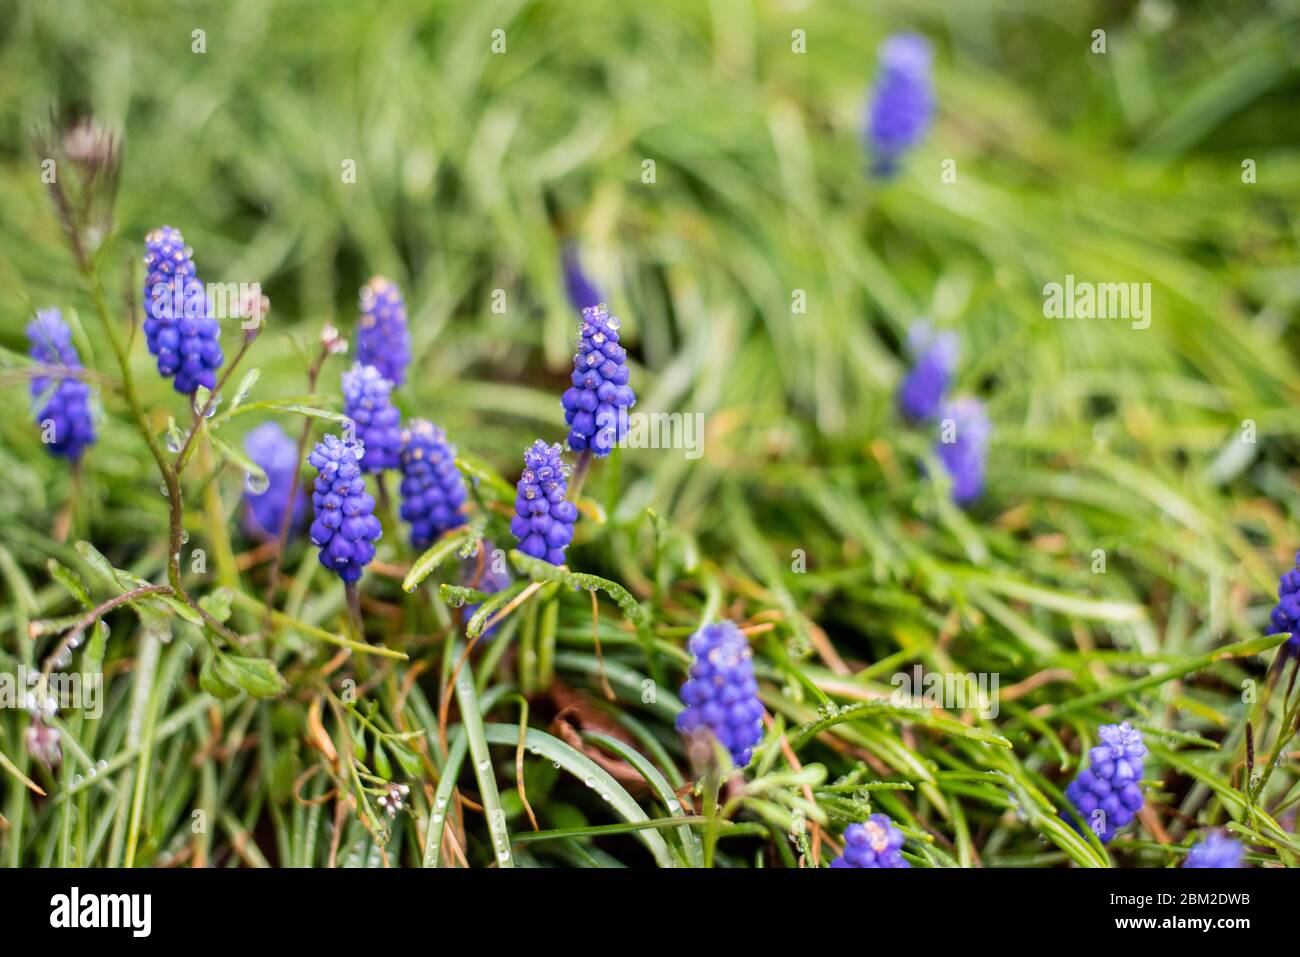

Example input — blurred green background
[2,0,1300,867]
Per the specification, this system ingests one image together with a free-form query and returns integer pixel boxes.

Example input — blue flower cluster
[462,540,512,638]
[510,440,578,565]
[342,364,402,474]
[398,419,468,550]
[142,226,224,395]
[898,323,958,422]
[936,397,990,505]
[562,244,602,311]
[676,621,764,767]
[830,814,910,868]
[242,422,305,542]
[1266,551,1300,652]
[1184,832,1243,869]
[308,434,382,583]
[1065,721,1146,843]
[26,309,96,462]
[561,304,635,457]
[865,33,934,178]
[357,277,411,388]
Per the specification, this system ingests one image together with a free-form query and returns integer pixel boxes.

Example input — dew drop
[245,471,270,495]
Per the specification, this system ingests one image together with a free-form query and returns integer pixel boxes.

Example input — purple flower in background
[357,276,411,387]
[865,33,934,179]
[898,323,958,422]
[1265,552,1300,652]
[561,304,635,457]
[1184,832,1244,869]
[562,244,603,311]
[398,419,467,550]
[462,540,512,638]
[242,422,306,542]
[308,434,382,583]
[510,440,578,566]
[142,226,224,394]
[830,815,910,868]
[935,397,989,505]
[1065,721,1146,843]
[26,309,96,462]
[342,363,402,474]
[676,621,764,768]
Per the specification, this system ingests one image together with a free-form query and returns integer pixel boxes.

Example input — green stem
[452,646,514,867]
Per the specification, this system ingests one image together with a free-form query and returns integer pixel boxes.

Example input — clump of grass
[1,2,1299,869]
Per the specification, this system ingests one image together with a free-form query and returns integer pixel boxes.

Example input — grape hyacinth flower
[897,322,958,422]
[1064,721,1146,843]
[398,419,468,550]
[357,277,411,387]
[463,540,512,638]
[1184,832,1244,869]
[242,422,306,542]
[510,440,578,566]
[1265,551,1300,653]
[342,363,403,474]
[561,304,635,457]
[676,621,764,768]
[865,33,934,178]
[142,226,224,394]
[26,309,96,462]
[830,815,910,868]
[308,435,382,583]
[562,244,602,311]
[936,397,990,505]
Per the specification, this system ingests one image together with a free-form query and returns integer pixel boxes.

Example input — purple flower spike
[1184,832,1244,869]
[936,397,989,505]
[26,309,96,462]
[142,226,224,395]
[357,277,411,387]
[462,540,512,638]
[562,244,603,311]
[1265,551,1300,652]
[561,304,635,457]
[308,434,382,584]
[398,419,468,550]
[676,621,764,768]
[1065,721,1146,844]
[510,440,578,566]
[865,33,934,179]
[898,323,958,422]
[342,363,402,474]
[830,814,910,868]
[242,422,306,542]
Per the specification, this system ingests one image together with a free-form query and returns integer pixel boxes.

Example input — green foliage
[1,0,1299,869]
